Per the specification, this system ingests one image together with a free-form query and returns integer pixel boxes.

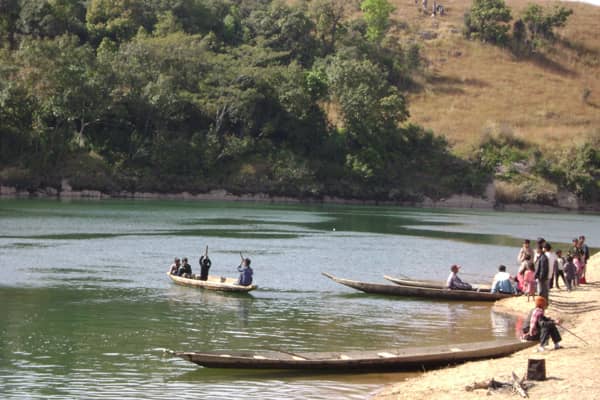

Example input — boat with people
[322,272,515,301]
[166,272,257,292]
[171,339,535,370]
[383,275,492,292]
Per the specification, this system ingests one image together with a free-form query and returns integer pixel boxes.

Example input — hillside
[389,0,600,153]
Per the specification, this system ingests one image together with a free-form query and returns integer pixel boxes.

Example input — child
[563,255,577,291]
[573,255,583,286]
[523,263,536,302]
[517,253,532,293]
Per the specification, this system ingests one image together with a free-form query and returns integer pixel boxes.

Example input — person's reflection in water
[490,310,512,337]
[237,298,250,328]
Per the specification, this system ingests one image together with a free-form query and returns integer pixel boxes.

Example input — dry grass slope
[388,0,600,153]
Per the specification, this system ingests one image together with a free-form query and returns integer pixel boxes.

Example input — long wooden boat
[383,275,492,292]
[172,339,535,371]
[167,272,257,292]
[322,272,515,301]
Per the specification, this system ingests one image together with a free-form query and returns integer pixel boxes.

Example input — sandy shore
[374,252,600,400]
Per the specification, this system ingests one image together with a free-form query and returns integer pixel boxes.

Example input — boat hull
[323,272,514,301]
[383,275,492,292]
[167,272,257,292]
[173,340,535,371]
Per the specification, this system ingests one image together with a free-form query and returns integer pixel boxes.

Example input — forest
[0,0,597,204]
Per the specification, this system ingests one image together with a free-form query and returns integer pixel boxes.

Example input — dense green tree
[464,0,512,44]
[522,4,572,48]
[0,0,20,48]
[360,0,395,42]
[86,0,153,44]
[308,0,356,54]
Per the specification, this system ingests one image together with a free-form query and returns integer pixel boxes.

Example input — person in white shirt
[491,265,515,293]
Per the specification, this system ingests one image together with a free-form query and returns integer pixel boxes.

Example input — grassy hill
[388,0,600,154]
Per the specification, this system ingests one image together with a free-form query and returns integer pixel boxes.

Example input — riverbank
[2,182,599,212]
[374,252,600,400]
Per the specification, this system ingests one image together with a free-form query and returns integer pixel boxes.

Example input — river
[0,199,598,399]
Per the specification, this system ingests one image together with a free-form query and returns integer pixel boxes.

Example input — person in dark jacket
[522,296,562,352]
[535,243,550,301]
[199,255,211,281]
[237,258,253,286]
[178,257,192,277]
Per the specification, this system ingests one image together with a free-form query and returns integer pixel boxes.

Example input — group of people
[516,235,590,301]
[445,235,591,298]
[446,235,591,352]
[168,251,254,286]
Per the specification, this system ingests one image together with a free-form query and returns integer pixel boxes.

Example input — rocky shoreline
[374,252,600,400]
[1,181,599,212]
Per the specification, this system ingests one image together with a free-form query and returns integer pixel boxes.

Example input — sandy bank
[374,252,600,400]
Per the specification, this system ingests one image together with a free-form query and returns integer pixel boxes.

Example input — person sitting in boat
[168,257,181,275]
[237,258,253,286]
[491,265,515,294]
[446,264,472,290]
[178,257,192,277]
[199,255,211,281]
[521,296,562,352]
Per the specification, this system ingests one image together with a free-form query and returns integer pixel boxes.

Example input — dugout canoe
[383,275,492,292]
[167,272,257,292]
[322,272,514,301]
[172,339,535,371]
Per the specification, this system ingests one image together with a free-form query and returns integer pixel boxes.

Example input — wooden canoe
[383,275,492,292]
[167,272,257,292]
[172,339,535,371]
[322,272,515,301]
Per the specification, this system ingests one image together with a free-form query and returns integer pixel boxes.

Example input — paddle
[559,324,589,346]
[205,245,208,259]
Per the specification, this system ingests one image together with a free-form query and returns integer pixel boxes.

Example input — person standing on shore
[535,243,550,301]
[518,239,533,265]
[563,255,577,291]
[553,249,567,289]
[522,296,562,352]
[523,263,536,301]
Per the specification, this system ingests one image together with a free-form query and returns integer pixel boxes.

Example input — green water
[1,199,598,399]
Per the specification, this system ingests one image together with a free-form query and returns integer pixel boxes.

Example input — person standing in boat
[169,257,181,275]
[178,257,192,277]
[446,264,472,290]
[199,254,212,281]
[237,258,253,286]
[521,296,562,352]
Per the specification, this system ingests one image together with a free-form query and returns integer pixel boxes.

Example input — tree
[522,4,572,49]
[326,55,408,179]
[0,0,20,48]
[464,0,512,45]
[86,0,153,44]
[360,0,395,42]
[309,0,356,54]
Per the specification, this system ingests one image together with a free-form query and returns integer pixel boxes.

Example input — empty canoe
[323,272,514,301]
[383,275,492,292]
[167,272,257,292]
[172,339,535,371]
